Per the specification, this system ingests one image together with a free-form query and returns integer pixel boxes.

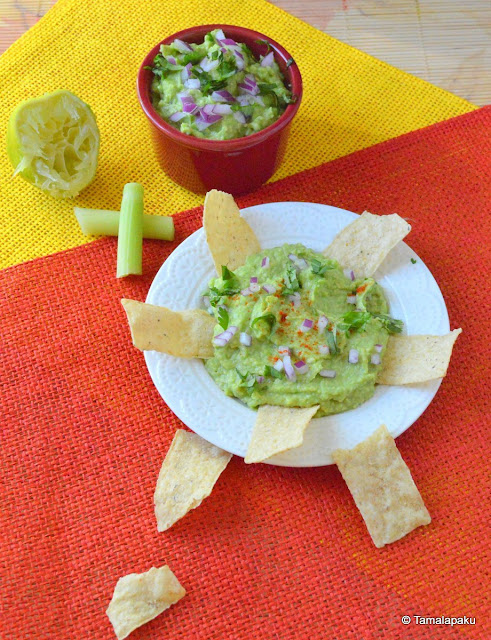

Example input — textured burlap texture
[0,0,476,269]
[1,107,489,640]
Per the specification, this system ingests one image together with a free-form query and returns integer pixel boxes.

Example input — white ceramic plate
[145,202,449,467]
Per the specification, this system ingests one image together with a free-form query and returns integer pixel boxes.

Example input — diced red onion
[273,359,284,371]
[240,332,252,347]
[238,74,259,96]
[278,345,290,356]
[261,51,275,67]
[317,315,329,332]
[252,95,265,106]
[167,56,177,65]
[344,268,355,281]
[197,109,222,125]
[261,256,270,268]
[320,369,336,378]
[181,63,192,81]
[213,325,237,346]
[200,57,220,72]
[249,283,260,293]
[180,94,199,114]
[348,349,359,364]
[211,90,236,103]
[219,37,238,47]
[288,253,308,270]
[371,353,381,365]
[347,295,357,305]
[184,78,201,90]
[241,287,252,296]
[283,355,296,381]
[202,103,232,116]
[299,319,313,333]
[233,111,247,124]
[294,360,309,375]
[250,277,258,284]
[319,344,329,355]
[172,38,192,52]
[214,29,226,41]
[256,375,265,384]
[169,112,188,122]
[233,49,245,70]
[374,344,383,353]
[288,292,301,308]
[262,284,276,294]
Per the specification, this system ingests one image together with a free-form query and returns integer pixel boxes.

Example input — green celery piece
[74,207,174,241]
[116,183,144,278]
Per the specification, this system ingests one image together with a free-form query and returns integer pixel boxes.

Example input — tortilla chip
[203,189,261,274]
[332,425,431,548]
[377,329,462,385]
[106,565,185,640]
[154,429,232,532]
[244,405,319,464]
[121,299,215,359]
[323,211,411,277]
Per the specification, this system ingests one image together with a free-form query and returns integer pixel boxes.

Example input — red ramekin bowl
[137,25,302,196]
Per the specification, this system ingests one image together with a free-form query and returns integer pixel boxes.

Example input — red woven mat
[1,107,490,640]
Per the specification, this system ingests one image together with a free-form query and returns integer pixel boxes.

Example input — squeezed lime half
[6,89,100,199]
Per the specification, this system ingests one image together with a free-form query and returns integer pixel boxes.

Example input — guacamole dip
[203,244,403,417]
[148,29,293,140]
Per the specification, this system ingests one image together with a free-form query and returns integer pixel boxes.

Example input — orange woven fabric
[1,107,489,640]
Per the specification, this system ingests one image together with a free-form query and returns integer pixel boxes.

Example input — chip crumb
[332,425,431,548]
[154,429,232,532]
[106,565,185,640]
[323,211,411,277]
[245,404,319,463]
[377,329,462,385]
[203,189,261,274]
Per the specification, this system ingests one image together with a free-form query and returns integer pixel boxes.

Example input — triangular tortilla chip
[378,329,462,385]
[323,211,411,277]
[332,425,431,548]
[106,565,185,640]
[121,299,215,358]
[203,189,261,274]
[154,430,232,532]
[245,405,319,464]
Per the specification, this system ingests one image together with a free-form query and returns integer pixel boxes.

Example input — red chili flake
[356,284,367,294]
[279,311,288,323]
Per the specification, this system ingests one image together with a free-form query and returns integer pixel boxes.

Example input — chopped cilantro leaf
[326,329,338,355]
[182,51,204,65]
[411,258,417,264]
[264,364,282,379]
[217,306,229,330]
[372,313,404,334]
[221,265,237,283]
[311,258,332,276]
[236,368,257,392]
[282,265,300,295]
[339,311,372,333]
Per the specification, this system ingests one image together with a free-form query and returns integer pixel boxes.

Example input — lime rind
[7,90,100,199]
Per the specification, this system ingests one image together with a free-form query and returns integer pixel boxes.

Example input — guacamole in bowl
[203,244,403,417]
[147,28,294,140]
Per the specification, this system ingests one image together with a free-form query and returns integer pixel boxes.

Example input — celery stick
[74,207,175,241]
[117,183,143,278]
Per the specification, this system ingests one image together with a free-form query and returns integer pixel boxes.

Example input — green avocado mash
[148,29,293,140]
[203,244,403,417]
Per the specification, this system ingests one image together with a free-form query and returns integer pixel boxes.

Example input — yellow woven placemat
[0,0,475,269]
